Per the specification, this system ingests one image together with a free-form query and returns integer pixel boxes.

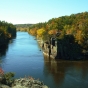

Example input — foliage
[48,29,57,35]
[37,28,45,37]
[28,12,88,59]
[0,21,16,46]
[0,68,15,86]
[0,68,4,75]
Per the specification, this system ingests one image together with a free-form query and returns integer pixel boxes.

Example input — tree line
[28,12,88,60]
[15,24,33,31]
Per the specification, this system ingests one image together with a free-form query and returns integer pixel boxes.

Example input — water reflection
[43,55,65,85]
[43,55,88,88]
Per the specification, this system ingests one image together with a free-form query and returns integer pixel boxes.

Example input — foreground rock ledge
[0,78,49,88]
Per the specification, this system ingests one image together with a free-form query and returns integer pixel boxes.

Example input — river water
[0,32,88,88]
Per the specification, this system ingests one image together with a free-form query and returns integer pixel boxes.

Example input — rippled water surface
[0,32,88,88]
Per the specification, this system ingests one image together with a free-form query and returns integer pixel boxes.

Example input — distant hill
[14,24,34,31]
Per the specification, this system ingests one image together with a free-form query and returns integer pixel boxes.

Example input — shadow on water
[0,44,8,67]
[43,55,88,88]
[0,39,15,61]
[0,45,8,57]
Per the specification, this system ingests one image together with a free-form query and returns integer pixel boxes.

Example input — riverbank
[0,77,49,88]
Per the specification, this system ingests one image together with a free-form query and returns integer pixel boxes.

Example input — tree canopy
[28,12,88,58]
[0,21,16,46]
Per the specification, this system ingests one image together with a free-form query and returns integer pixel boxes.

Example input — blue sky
[0,0,88,24]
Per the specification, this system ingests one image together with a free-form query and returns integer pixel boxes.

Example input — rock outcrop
[0,77,49,88]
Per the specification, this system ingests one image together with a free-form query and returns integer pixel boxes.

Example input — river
[0,32,88,88]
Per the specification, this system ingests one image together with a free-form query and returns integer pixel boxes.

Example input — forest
[0,21,16,48]
[28,12,88,60]
[15,24,33,31]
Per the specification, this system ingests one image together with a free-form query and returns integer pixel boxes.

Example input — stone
[0,78,49,88]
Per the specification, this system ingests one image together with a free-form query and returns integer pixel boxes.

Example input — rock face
[0,84,10,88]
[0,78,49,88]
